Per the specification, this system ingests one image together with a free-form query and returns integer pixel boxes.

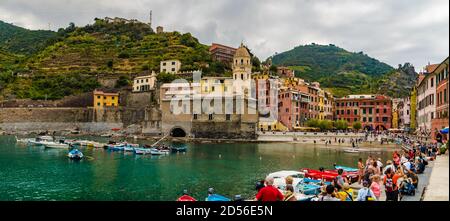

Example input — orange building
[431,57,449,141]
[209,43,237,65]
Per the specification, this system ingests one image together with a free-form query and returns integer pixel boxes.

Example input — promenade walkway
[349,157,436,201]
[423,153,449,201]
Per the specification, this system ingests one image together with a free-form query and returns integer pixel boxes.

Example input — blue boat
[68,149,84,160]
[334,165,358,172]
[303,178,331,185]
[206,194,231,201]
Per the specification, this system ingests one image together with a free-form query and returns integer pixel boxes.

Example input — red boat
[177,195,196,201]
[300,168,359,183]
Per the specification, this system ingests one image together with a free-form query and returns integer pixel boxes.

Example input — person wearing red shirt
[255,177,284,201]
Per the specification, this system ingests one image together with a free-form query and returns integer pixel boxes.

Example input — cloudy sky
[1,0,448,69]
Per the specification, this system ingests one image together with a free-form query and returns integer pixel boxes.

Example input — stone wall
[0,108,91,123]
[192,121,256,139]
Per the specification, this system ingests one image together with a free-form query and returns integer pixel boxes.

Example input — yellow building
[93,90,119,108]
[200,77,233,94]
[318,90,325,120]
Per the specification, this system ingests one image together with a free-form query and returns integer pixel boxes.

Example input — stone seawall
[0,122,123,133]
[0,106,161,134]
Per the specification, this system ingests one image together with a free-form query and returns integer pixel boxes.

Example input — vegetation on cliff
[0,20,57,55]
[0,18,217,100]
[270,44,400,97]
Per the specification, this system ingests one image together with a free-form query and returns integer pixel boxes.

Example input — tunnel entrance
[170,127,187,137]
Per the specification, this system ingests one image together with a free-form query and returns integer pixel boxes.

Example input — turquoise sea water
[0,135,394,201]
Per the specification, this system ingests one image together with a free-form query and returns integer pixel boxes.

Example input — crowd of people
[253,136,447,202]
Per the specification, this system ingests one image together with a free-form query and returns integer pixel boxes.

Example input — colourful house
[93,89,119,108]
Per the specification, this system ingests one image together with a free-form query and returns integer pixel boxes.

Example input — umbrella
[440,127,449,134]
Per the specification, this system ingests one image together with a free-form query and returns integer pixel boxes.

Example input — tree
[334,120,348,130]
[269,65,278,74]
[115,75,130,88]
[352,121,362,131]
[318,120,333,131]
[306,119,319,128]
[157,72,177,83]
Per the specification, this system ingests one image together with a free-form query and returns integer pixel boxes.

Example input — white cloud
[0,0,448,69]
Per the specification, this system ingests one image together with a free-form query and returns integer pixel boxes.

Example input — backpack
[385,175,395,192]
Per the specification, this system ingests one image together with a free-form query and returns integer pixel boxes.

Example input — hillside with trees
[0,18,224,100]
[0,20,57,55]
[271,44,397,97]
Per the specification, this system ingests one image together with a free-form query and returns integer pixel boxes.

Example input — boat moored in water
[43,141,70,149]
[68,149,84,160]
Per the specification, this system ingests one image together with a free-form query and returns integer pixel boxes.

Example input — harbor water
[0,135,396,201]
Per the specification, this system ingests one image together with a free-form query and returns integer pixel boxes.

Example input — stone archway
[170,127,187,137]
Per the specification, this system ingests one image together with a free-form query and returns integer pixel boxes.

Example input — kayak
[301,168,359,183]
[334,165,359,172]
[206,194,230,201]
[177,195,196,201]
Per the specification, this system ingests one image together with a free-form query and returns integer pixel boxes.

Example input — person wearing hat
[337,182,354,201]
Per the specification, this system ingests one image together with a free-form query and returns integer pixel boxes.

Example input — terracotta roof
[210,43,237,51]
[425,64,439,73]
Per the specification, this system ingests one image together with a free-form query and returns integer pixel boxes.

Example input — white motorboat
[266,170,305,193]
[15,137,35,144]
[343,148,360,153]
[28,136,54,145]
[150,148,170,155]
[43,141,70,149]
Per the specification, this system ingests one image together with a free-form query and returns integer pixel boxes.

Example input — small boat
[15,137,35,144]
[123,146,135,152]
[177,195,196,201]
[343,148,360,153]
[150,148,170,155]
[68,149,84,160]
[43,141,70,149]
[206,194,231,201]
[171,146,187,153]
[301,168,359,183]
[297,183,321,195]
[267,170,305,193]
[29,136,54,145]
[334,165,358,172]
[134,148,152,155]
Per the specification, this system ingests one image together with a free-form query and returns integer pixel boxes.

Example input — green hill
[271,44,395,97]
[0,18,221,100]
[0,20,57,55]
[25,18,213,76]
